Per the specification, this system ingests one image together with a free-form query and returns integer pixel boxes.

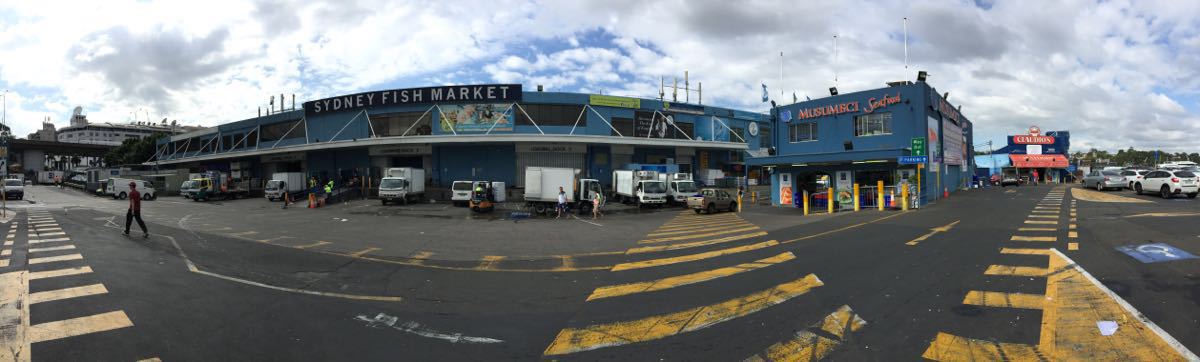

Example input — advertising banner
[590,95,641,109]
[943,118,964,166]
[439,104,513,133]
[926,116,941,166]
[634,111,692,139]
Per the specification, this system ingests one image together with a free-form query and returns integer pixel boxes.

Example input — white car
[1119,169,1150,189]
[1134,170,1198,199]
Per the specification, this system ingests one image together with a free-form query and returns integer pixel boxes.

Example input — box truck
[264,172,305,201]
[523,167,602,215]
[613,170,667,207]
[659,173,698,205]
[185,171,249,201]
[379,167,426,205]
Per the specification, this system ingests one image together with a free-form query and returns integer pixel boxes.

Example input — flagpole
[903,17,909,71]
[780,51,784,100]
[833,34,839,86]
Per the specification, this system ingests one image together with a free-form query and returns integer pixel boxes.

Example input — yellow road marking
[639,226,762,244]
[654,218,747,231]
[410,251,434,261]
[921,332,1042,361]
[348,247,380,257]
[1068,231,1077,238]
[28,253,83,265]
[647,223,756,237]
[229,231,259,236]
[556,255,576,271]
[662,214,743,224]
[1030,210,1058,214]
[588,252,795,301]
[543,274,823,356]
[1024,220,1057,225]
[627,231,768,254]
[984,265,1049,277]
[1,249,9,256]
[962,290,1044,310]
[293,240,331,249]
[743,305,866,362]
[1027,214,1058,219]
[479,255,505,270]
[906,220,961,246]
[1000,248,1053,255]
[1070,187,1152,203]
[1018,227,1056,232]
[1011,236,1057,242]
[783,212,909,244]
[0,271,28,362]
[0,259,8,267]
[611,240,779,271]
[138,358,162,362]
[1070,217,1076,222]
[1068,242,1079,250]
[27,310,134,343]
[28,245,74,253]
[1125,212,1200,218]
[1068,224,1076,230]
[29,266,93,280]
[29,284,108,304]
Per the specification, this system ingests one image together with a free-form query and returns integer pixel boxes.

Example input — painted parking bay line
[611,240,779,271]
[743,305,866,362]
[587,252,795,301]
[543,274,823,356]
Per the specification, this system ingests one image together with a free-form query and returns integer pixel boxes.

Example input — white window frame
[854,112,893,137]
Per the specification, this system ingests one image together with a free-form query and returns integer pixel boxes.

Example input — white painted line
[1049,249,1199,360]
[355,313,503,344]
[28,245,75,253]
[28,237,70,244]
[570,214,603,227]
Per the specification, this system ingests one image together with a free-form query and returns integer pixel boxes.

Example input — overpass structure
[6,139,116,176]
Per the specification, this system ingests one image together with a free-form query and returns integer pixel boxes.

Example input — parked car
[1083,170,1125,191]
[3,179,24,200]
[1000,174,1020,187]
[687,188,737,214]
[1134,170,1198,199]
[1118,170,1149,189]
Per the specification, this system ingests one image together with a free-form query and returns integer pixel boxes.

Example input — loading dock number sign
[1116,243,1197,263]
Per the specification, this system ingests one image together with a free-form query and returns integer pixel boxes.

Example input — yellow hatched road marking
[639,226,762,244]
[29,284,108,304]
[29,266,93,280]
[1030,210,1058,214]
[28,245,75,253]
[1018,227,1056,232]
[28,253,83,265]
[962,290,1044,310]
[984,265,1049,277]
[348,247,380,257]
[647,223,756,237]
[1068,231,1077,238]
[655,217,745,230]
[653,221,754,233]
[293,240,331,249]
[479,255,505,270]
[1025,220,1057,225]
[921,332,1041,361]
[666,213,744,223]
[587,252,794,301]
[627,231,768,254]
[743,305,867,362]
[1,249,9,256]
[0,271,27,361]
[1011,235,1057,242]
[611,240,779,271]
[1000,248,1053,256]
[1068,224,1077,230]
[27,310,134,343]
[1027,215,1058,219]
[1068,242,1079,250]
[0,259,8,267]
[543,274,823,356]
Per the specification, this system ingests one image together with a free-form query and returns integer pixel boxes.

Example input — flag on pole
[793,92,797,103]
[761,84,769,102]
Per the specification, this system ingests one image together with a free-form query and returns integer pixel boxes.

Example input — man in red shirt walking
[125,181,148,238]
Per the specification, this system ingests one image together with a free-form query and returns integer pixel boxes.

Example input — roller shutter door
[515,151,585,187]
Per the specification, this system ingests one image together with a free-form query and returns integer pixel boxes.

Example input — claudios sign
[303,84,522,116]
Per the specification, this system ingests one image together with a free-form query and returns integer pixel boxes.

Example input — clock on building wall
[748,122,759,137]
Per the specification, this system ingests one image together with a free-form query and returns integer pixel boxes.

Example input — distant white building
[55,106,201,145]
[27,118,57,141]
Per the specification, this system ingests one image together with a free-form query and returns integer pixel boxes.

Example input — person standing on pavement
[124,181,148,238]
[1032,169,1040,185]
[591,191,603,219]
[556,186,567,219]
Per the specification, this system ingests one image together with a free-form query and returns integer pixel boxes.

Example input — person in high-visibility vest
[325,180,334,194]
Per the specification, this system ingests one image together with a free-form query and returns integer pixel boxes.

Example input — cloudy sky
[1,0,1197,152]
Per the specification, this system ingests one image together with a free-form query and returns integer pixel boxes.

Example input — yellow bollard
[876,180,884,211]
[738,194,743,213]
[901,184,909,211]
[853,183,860,212]
[803,190,809,215]
[827,187,834,214]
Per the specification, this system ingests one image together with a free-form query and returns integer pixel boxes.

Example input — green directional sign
[911,137,927,156]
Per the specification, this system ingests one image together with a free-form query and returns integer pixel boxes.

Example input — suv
[3,179,24,200]
[1134,170,1198,199]
[687,188,736,214]
[1119,169,1150,189]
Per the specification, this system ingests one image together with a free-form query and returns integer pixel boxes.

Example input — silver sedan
[1082,170,1126,191]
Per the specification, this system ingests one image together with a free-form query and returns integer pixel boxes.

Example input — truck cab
[380,168,426,205]
[264,180,288,200]
[660,173,696,205]
[635,180,667,205]
[378,177,410,205]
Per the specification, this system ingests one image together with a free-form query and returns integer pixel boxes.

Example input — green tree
[102,133,166,166]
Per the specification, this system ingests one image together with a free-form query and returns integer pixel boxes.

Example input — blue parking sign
[1116,243,1198,263]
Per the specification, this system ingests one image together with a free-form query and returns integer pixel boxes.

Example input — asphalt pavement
[1,184,1197,361]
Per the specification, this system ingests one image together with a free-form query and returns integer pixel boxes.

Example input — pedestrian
[281,181,290,209]
[1032,170,1040,185]
[591,191,603,219]
[124,181,148,238]
[556,186,567,219]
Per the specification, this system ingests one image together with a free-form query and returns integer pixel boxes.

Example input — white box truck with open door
[613,170,667,207]
[379,167,427,205]
[265,172,305,201]
[524,167,601,215]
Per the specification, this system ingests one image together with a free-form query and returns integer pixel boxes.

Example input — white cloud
[0,0,1196,153]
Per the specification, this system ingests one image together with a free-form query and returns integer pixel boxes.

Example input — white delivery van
[106,178,157,200]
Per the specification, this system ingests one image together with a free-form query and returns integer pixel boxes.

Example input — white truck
[264,172,305,201]
[450,180,478,207]
[523,167,602,215]
[613,170,667,207]
[105,178,157,200]
[379,167,426,205]
[659,172,698,205]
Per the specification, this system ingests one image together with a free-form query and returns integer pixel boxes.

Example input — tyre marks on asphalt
[543,211,866,359]
[923,187,1199,361]
[0,210,137,362]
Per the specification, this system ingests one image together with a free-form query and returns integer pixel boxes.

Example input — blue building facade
[154,84,767,190]
[748,81,975,206]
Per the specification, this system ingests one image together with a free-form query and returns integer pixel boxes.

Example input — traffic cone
[943,188,949,198]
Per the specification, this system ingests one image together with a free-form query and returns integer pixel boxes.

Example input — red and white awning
[1009,154,1068,168]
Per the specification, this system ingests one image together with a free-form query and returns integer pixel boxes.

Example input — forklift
[468,181,506,213]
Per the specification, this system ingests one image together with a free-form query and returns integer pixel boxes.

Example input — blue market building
[152,84,768,191]
[748,81,975,206]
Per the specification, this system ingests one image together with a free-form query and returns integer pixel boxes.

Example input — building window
[731,127,746,143]
[517,104,586,127]
[369,111,429,136]
[610,117,634,136]
[759,125,772,148]
[854,112,892,137]
[788,122,817,142]
[259,120,307,143]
